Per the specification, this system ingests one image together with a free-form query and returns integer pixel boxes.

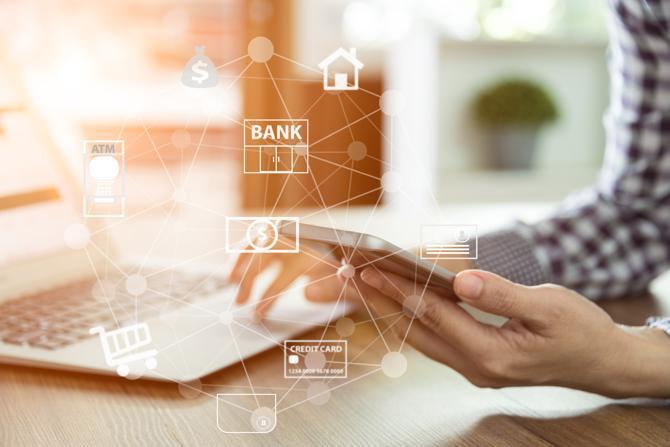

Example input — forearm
[613,326,670,399]
[472,201,670,301]
[579,326,670,399]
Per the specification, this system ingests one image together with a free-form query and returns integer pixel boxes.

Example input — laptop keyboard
[0,269,229,350]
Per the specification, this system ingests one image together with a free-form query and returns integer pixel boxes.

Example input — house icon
[318,48,364,91]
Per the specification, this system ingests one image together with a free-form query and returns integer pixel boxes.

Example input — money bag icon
[181,46,219,88]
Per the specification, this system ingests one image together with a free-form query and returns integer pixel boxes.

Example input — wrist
[602,325,670,398]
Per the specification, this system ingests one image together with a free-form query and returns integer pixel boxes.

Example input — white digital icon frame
[83,139,125,218]
[283,339,348,379]
[243,119,309,174]
[420,224,478,260]
[317,48,364,91]
[89,322,157,377]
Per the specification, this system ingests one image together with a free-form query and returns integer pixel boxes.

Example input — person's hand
[229,240,355,320]
[229,238,473,321]
[358,268,670,398]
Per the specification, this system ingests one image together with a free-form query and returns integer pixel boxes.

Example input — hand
[229,240,355,320]
[358,268,670,398]
[229,238,473,321]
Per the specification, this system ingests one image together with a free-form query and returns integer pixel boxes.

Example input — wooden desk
[2,289,669,446]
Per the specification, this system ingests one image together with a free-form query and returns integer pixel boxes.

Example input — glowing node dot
[305,351,326,370]
[347,141,367,161]
[381,171,402,193]
[219,311,234,326]
[293,144,308,156]
[125,274,147,296]
[307,381,331,406]
[382,352,407,378]
[380,89,406,116]
[250,407,275,432]
[171,129,191,149]
[64,223,90,250]
[123,363,146,380]
[337,263,355,280]
[335,317,355,337]
[248,36,274,63]
[178,380,202,399]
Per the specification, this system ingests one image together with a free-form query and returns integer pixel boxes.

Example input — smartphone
[279,222,456,294]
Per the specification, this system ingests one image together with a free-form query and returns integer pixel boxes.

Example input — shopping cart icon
[90,323,158,377]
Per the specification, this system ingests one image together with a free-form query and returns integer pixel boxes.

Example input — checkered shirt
[475,0,670,302]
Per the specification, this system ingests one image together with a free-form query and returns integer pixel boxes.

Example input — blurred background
[1,0,609,220]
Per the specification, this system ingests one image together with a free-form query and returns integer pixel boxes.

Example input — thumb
[453,270,547,324]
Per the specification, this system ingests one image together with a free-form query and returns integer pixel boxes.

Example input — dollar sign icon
[256,226,268,245]
[181,46,219,88]
[191,60,209,84]
[247,219,279,251]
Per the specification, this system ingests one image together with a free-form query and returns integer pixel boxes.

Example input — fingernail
[361,269,382,289]
[456,273,483,300]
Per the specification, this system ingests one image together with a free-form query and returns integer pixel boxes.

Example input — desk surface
[2,291,669,446]
[3,205,670,445]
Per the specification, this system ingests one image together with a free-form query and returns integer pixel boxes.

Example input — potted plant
[472,79,559,170]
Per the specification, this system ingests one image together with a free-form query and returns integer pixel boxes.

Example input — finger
[355,280,405,326]
[234,254,271,304]
[256,257,355,319]
[359,267,415,305]
[229,252,253,283]
[453,270,549,326]
[361,284,485,379]
[359,265,459,304]
[254,262,307,319]
[361,268,496,354]
[306,273,359,302]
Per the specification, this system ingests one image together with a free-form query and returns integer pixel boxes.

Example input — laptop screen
[0,110,81,268]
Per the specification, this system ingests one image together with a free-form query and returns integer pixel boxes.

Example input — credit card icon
[284,340,347,379]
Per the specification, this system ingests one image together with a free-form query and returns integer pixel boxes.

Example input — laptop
[0,57,347,382]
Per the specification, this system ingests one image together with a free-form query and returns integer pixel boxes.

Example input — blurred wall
[241,0,383,210]
[439,40,608,172]
[436,39,608,203]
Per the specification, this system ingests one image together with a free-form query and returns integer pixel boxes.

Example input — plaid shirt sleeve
[475,0,670,300]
